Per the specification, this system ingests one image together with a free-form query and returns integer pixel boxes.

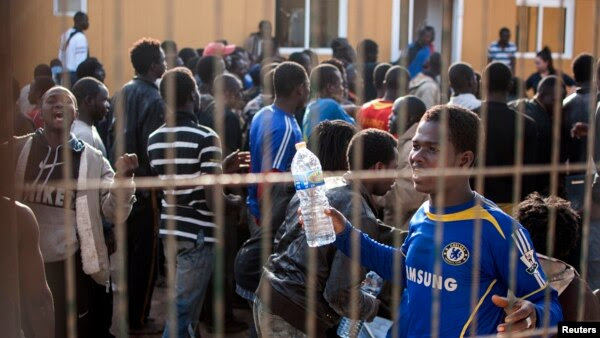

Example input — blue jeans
[163,234,214,338]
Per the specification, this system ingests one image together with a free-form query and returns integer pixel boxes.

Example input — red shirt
[356,99,393,132]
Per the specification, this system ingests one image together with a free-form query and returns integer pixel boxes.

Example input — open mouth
[53,112,64,121]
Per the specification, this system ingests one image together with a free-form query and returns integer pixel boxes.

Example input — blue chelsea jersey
[334,192,562,337]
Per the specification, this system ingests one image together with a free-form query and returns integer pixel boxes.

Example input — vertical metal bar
[576,0,600,322]
[212,1,226,337]
[163,2,177,336]
[111,0,127,334]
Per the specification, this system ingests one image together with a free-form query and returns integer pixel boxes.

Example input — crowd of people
[4,10,600,338]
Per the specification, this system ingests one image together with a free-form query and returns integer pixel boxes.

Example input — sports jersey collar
[426,192,480,215]
[271,104,295,117]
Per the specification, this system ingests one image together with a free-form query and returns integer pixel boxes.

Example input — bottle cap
[295,142,306,150]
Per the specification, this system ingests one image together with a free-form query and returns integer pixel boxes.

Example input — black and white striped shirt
[148,111,222,243]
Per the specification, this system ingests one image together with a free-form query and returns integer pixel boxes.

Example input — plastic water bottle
[291,142,336,247]
[337,271,384,338]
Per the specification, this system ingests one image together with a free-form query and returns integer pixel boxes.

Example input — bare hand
[571,122,589,139]
[115,153,139,178]
[298,207,348,235]
[223,149,251,174]
[492,295,536,334]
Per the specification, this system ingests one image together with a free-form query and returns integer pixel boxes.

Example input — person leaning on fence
[516,192,600,320]
[12,86,138,338]
[254,128,399,338]
[309,105,562,337]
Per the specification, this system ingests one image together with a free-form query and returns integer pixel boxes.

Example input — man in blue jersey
[302,64,355,140]
[247,61,309,230]
[305,105,562,336]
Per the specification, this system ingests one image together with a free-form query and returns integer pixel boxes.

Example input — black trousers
[44,252,93,338]
[127,193,160,328]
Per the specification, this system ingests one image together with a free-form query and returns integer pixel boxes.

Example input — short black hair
[29,76,56,105]
[259,20,271,30]
[572,53,594,84]
[322,58,347,83]
[427,52,442,76]
[288,52,311,71]
[347,129,397,170]
[178,47,199,65]
[484,61,512,93]
[160,67,197,108]
[389,95,427,135]
[74,11,87,22]
[373,63,392,91]
[130,38,162,75]
[161,40,178,54]
[72,77,105,106]
[357,39,378,63]
[302,49,319,68]
[50,58,62,68]
[310,64,341,94]
[537,75,564,96]
[76,57,103,81]
[185,56,200,73]
[273,61,308,98]
[421,105,481,157]
[499,27,510,35]
[384,66,410,93]
[516,192,580,259]
[214,73,242,95]
[196,56,225,85]
[449,62,475,92]
[33,64,52,79]
[307,120,357,171]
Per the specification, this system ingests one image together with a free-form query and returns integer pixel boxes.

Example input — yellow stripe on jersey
[460,279,498,338]
[425,205,506,239]
[519,282,549,301]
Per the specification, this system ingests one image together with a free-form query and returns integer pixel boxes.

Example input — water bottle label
[293,169,325,190]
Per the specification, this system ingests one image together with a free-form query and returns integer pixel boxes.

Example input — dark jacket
[108,77,164,179]
[561,86,597,167]
[478,101,539,203]
[257,180,400,335]
[509,98,552,194]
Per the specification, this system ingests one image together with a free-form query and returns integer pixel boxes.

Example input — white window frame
[390,0,464,63]
[514,0,575,59]
[278,0,348,55]
[53,0,87,16]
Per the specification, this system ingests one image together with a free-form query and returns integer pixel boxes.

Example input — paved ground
[111,284,253,337]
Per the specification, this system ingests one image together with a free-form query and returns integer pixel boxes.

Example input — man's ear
[373,161,385,170]
[458,151,475,168]
[83,95,94,107]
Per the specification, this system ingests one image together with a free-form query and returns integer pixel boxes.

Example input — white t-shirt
[58,28,88,72]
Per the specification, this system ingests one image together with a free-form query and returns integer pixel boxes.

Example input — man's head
[322,58,349,99]
[214,74,244,110]
[196,56,226,93]
[449,62,477,95]
[310,64,344,102]
[516,192,580,260]
[571,53,594,85]
[409,105,481,195]
[227,53,249,80]
[73,11,89,31]
[373,63,391,96]
[347,129,398,196]
[288,51,312,76]
[418,26,435,45]
[259,20,272,37]
[40,86,77,132]
[307,120,357,172]
[357,39,378,63]
[33,64,52,79]
[71,77,109,123]
[130,38,166,79]
[273,61,309,106]
[384,66,411,98]
[178,48,199,65]
[483,61,512,97]
[389,95,427,135]
[28,76,56,106]
[161,40,180,69]
[76,57,105,83]
[160,67,199,112]
[535,75,566,112]
[499,27,510,44]
[423,52,442,77]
